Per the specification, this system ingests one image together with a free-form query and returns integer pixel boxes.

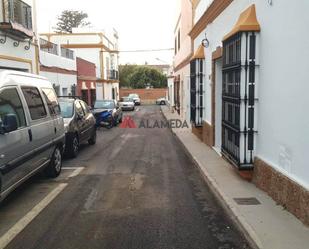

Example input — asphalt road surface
[0,105,251,249]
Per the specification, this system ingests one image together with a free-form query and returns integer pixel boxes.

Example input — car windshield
[129,94,138,98]
[59,100,74,118]
[121,97,132,102]
[94,100,114,109]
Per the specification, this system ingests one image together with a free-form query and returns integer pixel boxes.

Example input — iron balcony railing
[61,47,74,60]
[2,0,32,30]
[39,38,58,55]
[107,70,119,80]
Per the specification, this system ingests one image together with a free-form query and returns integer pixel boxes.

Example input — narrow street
[0,106,251,249]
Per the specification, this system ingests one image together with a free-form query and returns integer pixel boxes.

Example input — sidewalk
[161,105,309,249]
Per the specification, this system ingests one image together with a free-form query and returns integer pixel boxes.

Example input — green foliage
[54,10,91,33]
[119,65,167,89]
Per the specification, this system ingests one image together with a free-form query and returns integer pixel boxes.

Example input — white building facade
[39,38,77,96]
[188,0,309,225]
[173,0,193,123]
[40,28,120,101]
[0,0,39,74]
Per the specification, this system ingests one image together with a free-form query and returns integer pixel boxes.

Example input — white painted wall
[193,0,309,189]
[44,29,119,81]
[39,50,76,71]
[167,77,174,106]
[40,71,77,96]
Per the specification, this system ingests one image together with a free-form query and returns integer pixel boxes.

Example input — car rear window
[59,101,74,118]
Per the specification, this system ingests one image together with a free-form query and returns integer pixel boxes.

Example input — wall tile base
[253,158,309,226]
[192,126,203,141]
[202,121,214,147]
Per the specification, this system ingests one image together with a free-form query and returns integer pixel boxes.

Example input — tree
[54,10,90,33]
[119,66,167,89]
[119,64,139,88]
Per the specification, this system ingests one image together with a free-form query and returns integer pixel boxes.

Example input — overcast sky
[36,0,179,65]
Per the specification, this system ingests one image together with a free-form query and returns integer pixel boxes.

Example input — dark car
[92,99,123,128]
[59,97,97,158]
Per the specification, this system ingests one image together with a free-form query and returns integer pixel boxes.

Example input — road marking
[62,167,85,178]
[0,183,68,249]
[135,108,139,112]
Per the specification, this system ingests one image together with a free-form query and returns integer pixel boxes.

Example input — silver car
[128,94,141,105]
[0,70,65,201]
[119,97,135,111]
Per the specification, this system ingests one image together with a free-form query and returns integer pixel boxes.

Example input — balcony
[39,38,58,55]
[0,0,33,39]
[107,69,119,80]
[61,47,74,60]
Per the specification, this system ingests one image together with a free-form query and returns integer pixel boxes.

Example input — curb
[160,106,263,249]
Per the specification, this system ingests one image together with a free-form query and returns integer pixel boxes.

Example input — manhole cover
[233,197,261,205]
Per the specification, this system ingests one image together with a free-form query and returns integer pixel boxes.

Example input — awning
[81,82,88,90]
[90,82,96,90]
[191,44,205,61]
[223,4,260,41]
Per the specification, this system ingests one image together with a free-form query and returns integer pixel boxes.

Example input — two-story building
[40,28,120,101]
[184,0,309,225]
[173,0,194,122]
[0,0,39,74]
[39,38,77,96]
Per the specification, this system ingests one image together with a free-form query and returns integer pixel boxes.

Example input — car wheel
[88,128,97,145]
[68,134,79,158]
[45,146,62,178]
[160,101,165,105]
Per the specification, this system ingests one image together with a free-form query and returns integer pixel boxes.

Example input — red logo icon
[119,116,137,128]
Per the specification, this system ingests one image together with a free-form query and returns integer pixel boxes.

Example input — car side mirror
[0,114,18,134]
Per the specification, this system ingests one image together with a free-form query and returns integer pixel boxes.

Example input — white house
[186,0,309,225]
[39,38,77,96]
[0,0,39,74]
[40,28,120,101]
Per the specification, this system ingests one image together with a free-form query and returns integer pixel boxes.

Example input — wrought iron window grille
[222,32,258,169]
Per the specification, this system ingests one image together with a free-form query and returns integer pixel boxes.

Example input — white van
[0,70,65,200]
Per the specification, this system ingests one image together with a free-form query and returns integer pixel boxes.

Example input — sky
[36,0,179,65]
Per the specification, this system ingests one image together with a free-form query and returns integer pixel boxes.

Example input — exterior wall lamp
[201,33,209,48]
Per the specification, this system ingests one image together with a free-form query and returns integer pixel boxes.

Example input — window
[178,30,181,50]
[75,101,85,117]
[62,88,68,96]
[190,59,205,126]
[222,32,258,168]
[0,88,26,128]
[59,100,74,118]
[42,88,60,115]
[22,87,47,120]
[3,0,33,30]
[175,38,177,55]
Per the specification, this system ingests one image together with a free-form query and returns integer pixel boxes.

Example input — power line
[118,48,174,53]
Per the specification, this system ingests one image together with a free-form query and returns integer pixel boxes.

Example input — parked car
[0,70,65,201]
[119,97,135,111]
[92,100,122,128]
[128,93,141,105]
[59,97,96,158]
[156,97,167,105]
